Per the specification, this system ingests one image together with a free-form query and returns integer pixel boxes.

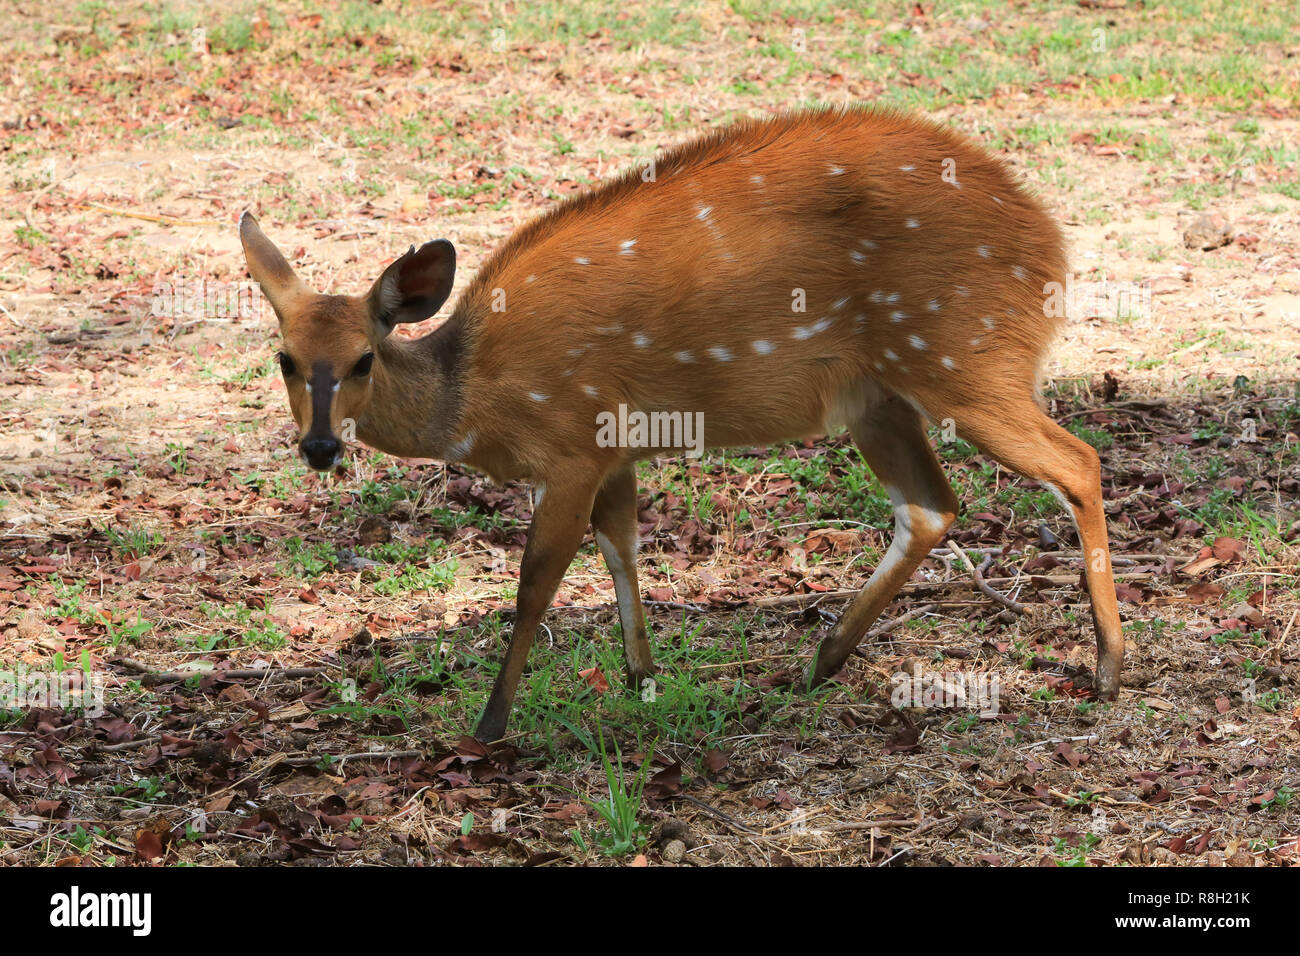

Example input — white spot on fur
[909,335,927,350]
[708,346,733,362]
[941,356,956,369]
[828,165,845,175]
[525,274,537,283]
[899,165,915,172]
[905,218,920,229]
[752,339,775,355]
[751,174,764,184]
[832,297,849,311]
[982,316,996,330]
[890,311,907,322]
[860,239,877,250]
[977,245,992,258]
[575,257,590,265]
[792,318,832,340]
[1012,265,1028,280]
[884,349,899,361]
[529,391,550,402]
[696,205,713,220]
[869,290,885,303]
[675,350,694,362]
[620,239,637,254]
[927,299,941,311]
[583,385,599,397]
[632,333,651,348]
[886,292,901,304]
[850,250,866,263]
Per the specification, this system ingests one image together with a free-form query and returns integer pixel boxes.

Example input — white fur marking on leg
[595,529,642,661]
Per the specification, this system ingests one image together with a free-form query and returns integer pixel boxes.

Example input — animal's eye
[278,351,296,377]
[351,352,374,378]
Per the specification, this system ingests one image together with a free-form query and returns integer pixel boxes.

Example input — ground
[0,1,1297,867]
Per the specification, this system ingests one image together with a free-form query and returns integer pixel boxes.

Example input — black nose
[300,435,341,470]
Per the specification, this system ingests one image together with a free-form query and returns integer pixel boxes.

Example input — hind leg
[954,399,1125,699]
[590,464,656,689]
[808,395,958,686]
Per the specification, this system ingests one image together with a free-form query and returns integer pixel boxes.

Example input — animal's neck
[356,317,468,460]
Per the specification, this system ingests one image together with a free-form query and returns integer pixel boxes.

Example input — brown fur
[441,107,1066,484]
[241,105,1125,742]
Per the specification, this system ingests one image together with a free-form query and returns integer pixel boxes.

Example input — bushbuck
[239,106,1125,742]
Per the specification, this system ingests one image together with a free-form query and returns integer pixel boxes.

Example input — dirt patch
[0,1,1297,867]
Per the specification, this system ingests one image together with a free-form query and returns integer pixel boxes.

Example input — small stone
[381,845,408,865]
[1182,213,1233,251]
[662,839,686,863]
[347,626,374,652]
[652,818,696,848]
[358,516,391,545]
[337,550,382,571]
[1149,846,1179,864]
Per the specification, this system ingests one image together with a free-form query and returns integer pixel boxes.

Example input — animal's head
[239,212,456,470]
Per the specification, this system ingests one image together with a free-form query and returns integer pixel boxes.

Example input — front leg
[475,473,601,743]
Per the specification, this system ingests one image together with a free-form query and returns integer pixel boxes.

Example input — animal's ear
[367,239,456,336]
[239,212,308,321]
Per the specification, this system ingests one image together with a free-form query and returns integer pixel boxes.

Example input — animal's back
[455,107,1067,471]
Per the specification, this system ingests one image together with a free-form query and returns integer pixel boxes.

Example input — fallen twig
[113,658,326,683]
[281,750,423,767]
[975,554,1026,614]
[828,814,957,835]
[76,202,222,227]
[99,738,160,753]
[676,793,761,834]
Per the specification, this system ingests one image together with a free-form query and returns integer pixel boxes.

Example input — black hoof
[475,714,507,744]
